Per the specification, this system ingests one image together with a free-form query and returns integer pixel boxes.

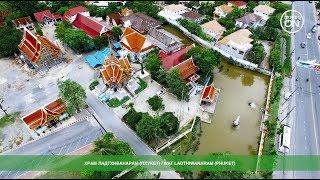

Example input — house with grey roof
[181,11,205,23]
[121,12,162,34]
[235,12,263,29]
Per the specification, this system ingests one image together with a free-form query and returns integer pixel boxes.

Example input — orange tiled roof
[100,53,132,86]
[120,27,154,53]
[201,85,217,103]
[44,98,67,116]
[22,109,47,129]
[174,57,199,80]
[12,17,33,27]
[121,8,133,16]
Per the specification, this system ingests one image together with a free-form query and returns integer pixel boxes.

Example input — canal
[162,25,270,155]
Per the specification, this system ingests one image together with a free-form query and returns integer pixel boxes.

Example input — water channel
[162,25,270,155]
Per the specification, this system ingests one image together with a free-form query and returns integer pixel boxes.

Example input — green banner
[0,155,319,171]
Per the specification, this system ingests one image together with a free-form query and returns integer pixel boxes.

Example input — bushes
[89,80,99,90]
[147,95,164,111]
[35,27,43,36]
[247,42,267,64]
[134,78,147,94]
[107,97,130,108]
[260,26,280,42]
[269,38,282,72]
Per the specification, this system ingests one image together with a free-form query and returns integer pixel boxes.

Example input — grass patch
[0,113,19,128]
[36,171,81,179]
[134,78,148,94]
[107,96,130,108]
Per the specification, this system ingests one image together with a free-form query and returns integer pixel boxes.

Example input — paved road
[284,1,320,179]
[86,92,181,179]
[0,120,104,179]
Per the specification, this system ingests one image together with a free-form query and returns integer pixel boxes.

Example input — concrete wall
[218,44,247,59]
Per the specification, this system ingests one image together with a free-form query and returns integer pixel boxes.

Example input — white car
[307,33,311,39]
[78,64,83,69]
[157,90,165,96]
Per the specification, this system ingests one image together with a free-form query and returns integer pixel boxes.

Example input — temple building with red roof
[159,44,195,70]
[120,27,155,62]
[18,28,65,72]
[63,6,89,22]
[99,52,133,89]
[72,13,112,38]
[12,17,34,31]
[33,10,61,27]
[200,84,220,114]
[21,99,67,132]
[173,57,200,85]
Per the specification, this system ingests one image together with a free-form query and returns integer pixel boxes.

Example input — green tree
[166,68,189,101]
[105,2,118,16]
[184,46,202,60]
[269,38,282,72]
[247,43,266,64]
[146,53,162,80]
[246,1,259,12]
[260,26,280,42]
[222,28,236,37]
[57,6,69,15]
[160,112,179,136]
[58,79,87,115]
[111,26,123,40]
[218,17,235,29]
[199,2,216,16]
[156,69,168,86]
[37,2,49,12]
[55,20,72,40]
[62,29,95,53]
[266,15,281,29]
[92,35,108,50]
[35,27,43,36]
[123,107,143,130]
[147,95,164,111]
[0,26,22,57]
[136,114,164,142]
[50,1,86,12]
[7,1,38,17]
[272,2,291,14]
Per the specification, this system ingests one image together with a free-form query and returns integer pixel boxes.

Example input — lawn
[134,78,148,94]
[107,96,130,108]
[0,113,19,128]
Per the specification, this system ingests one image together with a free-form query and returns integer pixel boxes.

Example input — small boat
[233,116,240,127]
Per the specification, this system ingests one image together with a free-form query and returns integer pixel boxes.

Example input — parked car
[301,42,306,48]
[311,25,317,33]
[78,64,83,69]
[307,33,312,39]
[157,90,165,96]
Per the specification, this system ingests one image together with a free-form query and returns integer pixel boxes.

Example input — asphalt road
[285,1,320,179]
[0,120,104,179]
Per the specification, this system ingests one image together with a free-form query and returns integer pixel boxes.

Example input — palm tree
[92,133,116,155]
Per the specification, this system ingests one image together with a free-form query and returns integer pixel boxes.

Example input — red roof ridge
[63,6,88,20]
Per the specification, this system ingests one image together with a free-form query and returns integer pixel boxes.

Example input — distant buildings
[33,10,61,27]
[18,28,65,72]
[162,4,189,21]
[227,1,247,9]
[235,12,263,29]
[87,1,126,8]
[63,6,89,22]
[253,5,275,22]
[12,17,34,31]
[214,4,234,18]
[121,12,162,34]
[181,11,205,23]
[106,8,133,27]
[159,44,195,70]
[216,29,253,59]
[201,20,226,41]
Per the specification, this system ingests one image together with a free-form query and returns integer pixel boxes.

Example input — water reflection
[241,74,255,86]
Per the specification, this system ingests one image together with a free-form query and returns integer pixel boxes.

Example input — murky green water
[162,25,270,155]
[162,25,199,46]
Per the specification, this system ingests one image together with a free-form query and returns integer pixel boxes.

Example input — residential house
[33,10,57,27]
[99,52,132,90]
[174,57,200,86]
[181,11,205,23]
[145,28,183,54]
[63,6,89,23]
[12,17,34,30]
[72,13,112,38]
[235,12,263,29]
[88,1,126,8]
[201,20,226,41]
[106,12,123,26]
[120,27,155,61]
[159,44,195,70]
[121,12,162,34]
[21,98,67,133]
[18,28,65,72]
[161,4,189,21]
[253,5,275,23]
[215,29,253,59]
[214,4,234,18]
[227,1,247,9]
[121,8,133,16]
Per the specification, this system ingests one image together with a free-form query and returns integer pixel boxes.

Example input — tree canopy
[159,112,179,136]
[92,34,109,50]
[57,6,69,15]
[166,68,189,101]
[147,95,164,111]
[145,52,162,80]
[0,26,22,57]
[247,42,267,64]
[136,114,164,142]
[111,26,123,40]
[58,79,87,115]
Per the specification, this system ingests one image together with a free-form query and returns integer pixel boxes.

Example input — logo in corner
[280,10,304,34]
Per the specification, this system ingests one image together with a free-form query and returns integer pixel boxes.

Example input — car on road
[157,90,165,96]
[301,42,306,48]
[311,25,317,33]
[307,33,311,39]
[78,64,83,69]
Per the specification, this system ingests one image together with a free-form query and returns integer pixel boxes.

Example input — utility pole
[281,87,299,106]
[48,145,55,156]
[279,106,296,124]
[0,96,8,116]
